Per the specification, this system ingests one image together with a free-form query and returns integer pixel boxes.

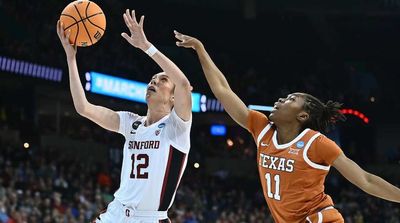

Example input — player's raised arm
[174,31,249,129]
[121,10,192,121]
[57,20,120,133]
[333,153,400,203]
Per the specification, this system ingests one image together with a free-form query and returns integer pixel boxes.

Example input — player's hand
[56,20,77,59]
[121,9,151,51]
[174,31,204,51]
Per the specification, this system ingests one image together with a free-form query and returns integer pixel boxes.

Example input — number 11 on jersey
[265,173,281,201]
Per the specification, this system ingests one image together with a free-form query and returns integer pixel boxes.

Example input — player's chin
[268,112,276,121]
[145,93,154,102]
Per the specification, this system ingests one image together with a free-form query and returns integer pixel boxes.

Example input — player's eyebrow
[159,74,169,79]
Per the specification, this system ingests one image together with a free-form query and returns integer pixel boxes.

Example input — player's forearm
[362,173,400,203]
[145,44,191,89]
[195,45,231,96]
[67,57,89,114]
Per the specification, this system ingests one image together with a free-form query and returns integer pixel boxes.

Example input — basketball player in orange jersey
[57,10,193,223]
[174,31,400,222]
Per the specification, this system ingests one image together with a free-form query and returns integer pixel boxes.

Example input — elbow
[75,104,87,116]
[358,172,374,192]
[177,78,191,91]
[211,86,229,98]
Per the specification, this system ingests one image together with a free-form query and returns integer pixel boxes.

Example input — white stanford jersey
[114,108,192,212]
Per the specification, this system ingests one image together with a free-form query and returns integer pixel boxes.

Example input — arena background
[1,0,400,222]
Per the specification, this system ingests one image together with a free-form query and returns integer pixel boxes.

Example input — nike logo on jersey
[261,142,269,147]
[130,121,142,134]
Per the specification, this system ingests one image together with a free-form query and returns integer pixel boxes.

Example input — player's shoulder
[306,130,335,146]
[118,111,144,125]
[249,109,269,119]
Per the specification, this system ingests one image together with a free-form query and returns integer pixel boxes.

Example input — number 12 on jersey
[130,154,149,179]
[265,173,281,201]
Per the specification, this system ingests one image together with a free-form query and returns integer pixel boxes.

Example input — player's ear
[297,111,309,123]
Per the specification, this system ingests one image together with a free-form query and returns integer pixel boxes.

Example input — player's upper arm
[79,103,120,133]
[172,81,192,122]
[214,86,249,130]
[333,153,369,188]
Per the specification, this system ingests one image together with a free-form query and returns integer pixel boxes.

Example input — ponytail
[302,94,346,133]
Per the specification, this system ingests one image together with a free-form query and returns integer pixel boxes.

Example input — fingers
[57,20,63,38]
[123,9,135,27]
[121,32,130,40]
[174,30,185,47]
[65,29,71,40]
[123,13,131,28]
[131,10,137,23]
[121,32,132,45]
[57,20,73,45]
[125,9,132,23]
[138,15,144,27]
[174,30,182,36]
[176,41,183,47]
[131,10,137,24]
[174,30,189,42]
[124,9,145,31]
[56,21,61,37]
[57,21,67,40]
[124,9,138,25]
[173,30,183,40]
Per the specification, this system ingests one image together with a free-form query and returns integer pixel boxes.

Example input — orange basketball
[59,0,106,47]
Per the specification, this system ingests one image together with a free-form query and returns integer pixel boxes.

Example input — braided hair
[301,93,346,133]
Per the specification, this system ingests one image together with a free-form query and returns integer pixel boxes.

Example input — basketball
[59,0,106,47]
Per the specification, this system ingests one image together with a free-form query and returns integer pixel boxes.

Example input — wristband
[145,45,158,57]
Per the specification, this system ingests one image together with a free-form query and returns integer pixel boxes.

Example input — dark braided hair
[301,93,346,133]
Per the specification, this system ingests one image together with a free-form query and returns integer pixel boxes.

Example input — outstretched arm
[121,10,191,121]
[333,153,400,203]
[174,31,249,129]
[57,21,119,132]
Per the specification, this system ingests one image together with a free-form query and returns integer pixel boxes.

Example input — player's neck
[275,124,302,145]
[145,109,170,126]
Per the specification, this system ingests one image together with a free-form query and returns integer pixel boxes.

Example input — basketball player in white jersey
[57,9,192,223]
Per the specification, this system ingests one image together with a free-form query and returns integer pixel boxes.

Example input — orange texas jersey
[247,110,343,222]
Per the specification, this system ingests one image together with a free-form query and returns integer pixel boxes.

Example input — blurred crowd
[0,135,399,223]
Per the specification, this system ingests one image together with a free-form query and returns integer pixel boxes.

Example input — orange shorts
[306,206,344,223]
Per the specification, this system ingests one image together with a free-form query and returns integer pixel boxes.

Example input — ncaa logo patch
[296,141,305,149]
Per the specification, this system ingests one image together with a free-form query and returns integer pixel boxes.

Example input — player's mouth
[271,103,280,113]
[147,86,156,93]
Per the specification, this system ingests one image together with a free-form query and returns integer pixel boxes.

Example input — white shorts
[93,199,170,223]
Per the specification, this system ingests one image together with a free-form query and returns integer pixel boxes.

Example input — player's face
[146,73,175,106]
[269,93,307,124]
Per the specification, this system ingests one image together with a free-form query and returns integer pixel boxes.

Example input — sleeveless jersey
[247,110,343,222]
[114,109,192,212]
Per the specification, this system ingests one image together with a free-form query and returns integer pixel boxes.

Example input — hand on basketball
[121,9,151,51]
[56,20,77,59]
[174,31,203,51]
